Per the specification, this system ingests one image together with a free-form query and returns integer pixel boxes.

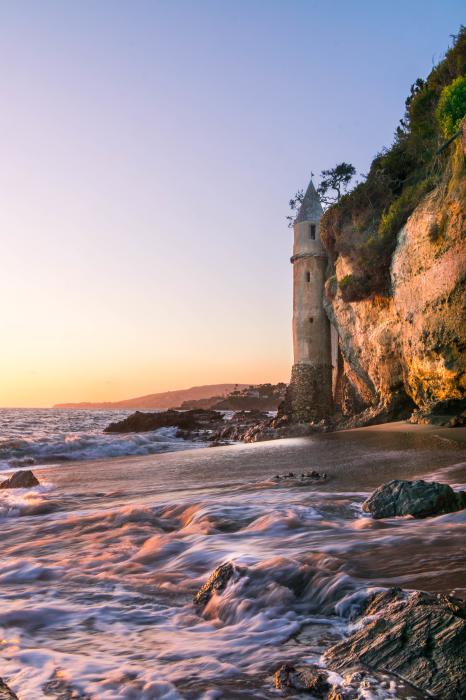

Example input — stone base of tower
[287,363,333,423]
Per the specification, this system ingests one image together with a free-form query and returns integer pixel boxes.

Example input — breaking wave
[0,408,205,469]
[0,410,464,697]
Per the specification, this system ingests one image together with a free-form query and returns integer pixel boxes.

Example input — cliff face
[324,142,465,425]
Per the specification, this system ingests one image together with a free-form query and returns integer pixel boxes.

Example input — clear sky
[0,1,463,407]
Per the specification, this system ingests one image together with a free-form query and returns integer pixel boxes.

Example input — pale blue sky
[0,1,463,405]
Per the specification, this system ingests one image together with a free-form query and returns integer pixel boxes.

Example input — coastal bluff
[320,140,465,428]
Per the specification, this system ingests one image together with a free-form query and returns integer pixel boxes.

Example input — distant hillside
[179,383,287,411]
[54,384,249,410]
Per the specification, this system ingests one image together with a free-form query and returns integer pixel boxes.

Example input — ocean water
[0,408,206,470]
[0,417,465,699]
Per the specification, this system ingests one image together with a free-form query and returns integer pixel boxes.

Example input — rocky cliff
[324,139,465,426]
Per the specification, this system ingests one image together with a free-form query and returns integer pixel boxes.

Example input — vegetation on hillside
[179,383,287,411]
[320,27,466,302]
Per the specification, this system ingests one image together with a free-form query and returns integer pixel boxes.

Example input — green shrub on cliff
[377,177,435,243]
[338,274,373,302]
[436,76,466,137]
[321,27,466,301]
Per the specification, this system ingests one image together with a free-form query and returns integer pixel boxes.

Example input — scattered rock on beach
[323,589,466,700]
[362,478,466,518]
[0,679,18,700]
[271,470,327,484]
[0,469,40,489]
[193,562,237,608]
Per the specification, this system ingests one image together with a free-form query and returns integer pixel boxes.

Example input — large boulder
[0,470,40,489]
[193,562,237,608]
[323,589,466,700]
[362,479,466,518]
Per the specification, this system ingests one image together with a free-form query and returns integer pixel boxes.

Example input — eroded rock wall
[324,142,465,422]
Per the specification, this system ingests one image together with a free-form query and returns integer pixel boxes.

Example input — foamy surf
[0,483,54,519]
[0,408,207,470]
[0,421,465,698]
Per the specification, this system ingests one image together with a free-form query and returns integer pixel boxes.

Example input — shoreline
[26,419,466,474]
[1,417,465,698]
[24,421,466,504]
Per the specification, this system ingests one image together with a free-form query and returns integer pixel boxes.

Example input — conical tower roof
[295,178,323,223]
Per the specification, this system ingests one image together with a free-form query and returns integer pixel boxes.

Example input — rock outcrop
[323,589,466,700]
[0,679,18,700]
[104,409,223,433]
[0,470,40,489]
[324,141,465,425]
[362,478,466,518]
[104,408,279,444]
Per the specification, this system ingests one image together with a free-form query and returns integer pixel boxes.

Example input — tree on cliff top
[286,163,356,226]
[317,163,356,205]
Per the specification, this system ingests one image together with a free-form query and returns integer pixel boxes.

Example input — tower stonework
[288,179,333,422]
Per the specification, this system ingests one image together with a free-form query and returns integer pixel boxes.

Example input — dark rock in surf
[274,663,330,694]
[104,409,223,434]
[323,589,466,700]
[193,562,236,608]
[0,470,40,489]
[42,669,91,699]
[327,668,430,700]
[0,678,18,700]
[362,478,466,518]
[274,663,428,699]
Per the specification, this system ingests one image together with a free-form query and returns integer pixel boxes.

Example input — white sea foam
[0,483,54,519]
[0,411,464,698]
[0,408,206,469]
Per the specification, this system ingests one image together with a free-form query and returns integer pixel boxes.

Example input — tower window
[309,224,316,240]
[309,317,314,323]
[306,271,311,283]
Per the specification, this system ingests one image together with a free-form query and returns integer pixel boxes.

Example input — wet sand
[0,421,464,699]
[34,420,466,505]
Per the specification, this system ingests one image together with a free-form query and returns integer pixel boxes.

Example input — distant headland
[53,384,248,410]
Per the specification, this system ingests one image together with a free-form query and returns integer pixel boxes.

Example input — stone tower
[288,178,333,422]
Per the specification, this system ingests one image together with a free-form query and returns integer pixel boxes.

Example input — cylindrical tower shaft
[288,179,333,422]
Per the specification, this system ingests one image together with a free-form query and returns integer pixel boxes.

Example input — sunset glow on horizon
[1,0,463,407]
